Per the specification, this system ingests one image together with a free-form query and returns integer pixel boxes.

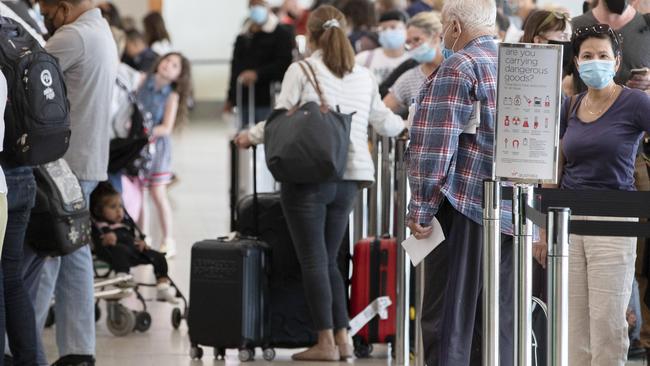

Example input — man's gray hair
[442,0,497,31]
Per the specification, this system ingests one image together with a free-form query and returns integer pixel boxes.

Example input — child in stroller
[90,182,177,303]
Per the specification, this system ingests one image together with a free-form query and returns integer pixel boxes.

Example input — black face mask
[43,6,63,36]
[548,40,572,74]
[604,0,628,14]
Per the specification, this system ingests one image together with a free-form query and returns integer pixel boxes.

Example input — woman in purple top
[537,24,650,365]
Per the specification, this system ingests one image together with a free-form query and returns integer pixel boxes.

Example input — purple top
[560,88,650,191]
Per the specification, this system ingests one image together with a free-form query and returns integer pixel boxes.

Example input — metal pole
[368,127,380,237]
[547,208,571,366]
[395,136,410,365]
[381,136,393,235]
[482,179,501,366]
[352,192,365,245]
[513,184,534,366]
[414,262,426,366]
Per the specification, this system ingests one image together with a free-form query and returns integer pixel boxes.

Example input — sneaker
[51,354,95,366]
[156,283,179,304]
[162,238,177,259]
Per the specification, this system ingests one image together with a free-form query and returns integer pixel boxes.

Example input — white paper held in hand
[401,217,445,266]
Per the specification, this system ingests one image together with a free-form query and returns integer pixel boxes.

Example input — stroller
[45,212,189,338]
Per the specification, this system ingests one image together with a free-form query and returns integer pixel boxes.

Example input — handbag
[25,159,92,257]
[264,61,353,184]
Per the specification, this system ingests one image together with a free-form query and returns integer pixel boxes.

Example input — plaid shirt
[406,36,512,233]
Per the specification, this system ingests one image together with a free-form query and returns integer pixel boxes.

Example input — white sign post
[494,43,563,184]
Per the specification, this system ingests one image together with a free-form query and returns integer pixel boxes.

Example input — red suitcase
[349,236,397,357]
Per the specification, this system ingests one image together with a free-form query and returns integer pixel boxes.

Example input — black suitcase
[188,238,268,361]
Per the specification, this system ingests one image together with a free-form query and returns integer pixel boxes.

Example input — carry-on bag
[349,236,398,357]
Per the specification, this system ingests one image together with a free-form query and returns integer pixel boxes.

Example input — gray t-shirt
[45,8,118,181]
[572,11,650,84]
[389,66,427,110]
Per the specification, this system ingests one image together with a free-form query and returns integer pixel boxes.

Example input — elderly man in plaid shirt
[406,0,514,365]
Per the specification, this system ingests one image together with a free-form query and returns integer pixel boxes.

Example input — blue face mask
[441,23,461,60]
[409,43,437,63]
[250,5,268,25]
[578,60,616,90]
[379,29,407,50]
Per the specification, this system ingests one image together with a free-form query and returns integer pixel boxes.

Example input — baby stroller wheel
[171,307,182,329]
[135,311,152,332]
[106,303,135,337]
[190,345,203,360]
[45,306,55,328]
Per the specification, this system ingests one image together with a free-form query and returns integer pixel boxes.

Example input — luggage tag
[348,296,392,336]
[463,100,481,134]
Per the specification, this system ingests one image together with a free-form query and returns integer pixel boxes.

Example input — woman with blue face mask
[383,11,443,114]
[355,10,411,83]
[533,24,650,366]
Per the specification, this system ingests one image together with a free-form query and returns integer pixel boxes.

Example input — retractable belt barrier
[501,187,650,237]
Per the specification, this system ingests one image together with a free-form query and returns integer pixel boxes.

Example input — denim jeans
[1,167,37,365]
[24,180,98,364]
[280,181,358,330]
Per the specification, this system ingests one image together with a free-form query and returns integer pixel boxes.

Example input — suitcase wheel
[262,348,276,362]
[214,348,226,360]
[171,307,182,329]
[353,336,373,358]
[190,345,203,360]
[238,348,255,362]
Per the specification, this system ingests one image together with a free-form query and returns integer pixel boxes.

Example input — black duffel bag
[264,61,352,184]
[26,159,91,257]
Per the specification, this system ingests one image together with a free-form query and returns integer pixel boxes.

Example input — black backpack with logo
[0,17,70,166]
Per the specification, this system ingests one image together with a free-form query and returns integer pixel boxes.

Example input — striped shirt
[406,36,512,233]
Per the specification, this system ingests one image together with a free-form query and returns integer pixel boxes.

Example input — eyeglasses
[534,11,570,35]
[573,24,621,48]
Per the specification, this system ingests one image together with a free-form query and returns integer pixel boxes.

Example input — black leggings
[280,181,358,331]
[96,244,169,279]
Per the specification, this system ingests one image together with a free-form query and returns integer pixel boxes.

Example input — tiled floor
[40,119,647,365]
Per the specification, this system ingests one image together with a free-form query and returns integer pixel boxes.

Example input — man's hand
[102,232,117,247]
[627,68,650,91]
[407,219,433,240]
[532,228,548,269]
[234,130,253,149]
[238,70,258,86]
[135,239,147,252]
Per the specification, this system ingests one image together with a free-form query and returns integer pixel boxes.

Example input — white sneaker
[156,283,179,304]
[162,238,177,259]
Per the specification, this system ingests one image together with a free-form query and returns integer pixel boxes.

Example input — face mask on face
[249,5,268,25]
[441,22,461,60]
[44,6,62,35]
[409,42,437,63]
[378,28,407,50]
[604,0,628,14]
[578,60,616,89]
[547,40,572,72]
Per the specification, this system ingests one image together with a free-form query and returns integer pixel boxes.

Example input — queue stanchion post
[414,261,425,366]
[368,127,380,237]
[394,134,410,365]
[380,136,393,235]
[513,184,534,366]
[482,179,501,366]
[547,207,571,366]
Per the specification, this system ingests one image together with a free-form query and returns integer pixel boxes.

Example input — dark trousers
[3,167,38,365]
[95,244,168,279]
[421,201,514,366]
[280,181,358,331]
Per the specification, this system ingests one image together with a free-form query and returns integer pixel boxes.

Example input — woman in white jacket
[235,5,405,362]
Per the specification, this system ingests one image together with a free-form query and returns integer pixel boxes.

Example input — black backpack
[0,17,70,166]
[25,159,91,257]
[108,79,154,176]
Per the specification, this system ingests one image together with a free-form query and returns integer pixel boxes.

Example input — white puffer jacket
[249,51,405,183]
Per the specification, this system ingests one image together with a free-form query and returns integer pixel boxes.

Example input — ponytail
[308,5,355,78]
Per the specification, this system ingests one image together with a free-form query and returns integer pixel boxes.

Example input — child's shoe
[161,237,177,259]
[156,282,179,304]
